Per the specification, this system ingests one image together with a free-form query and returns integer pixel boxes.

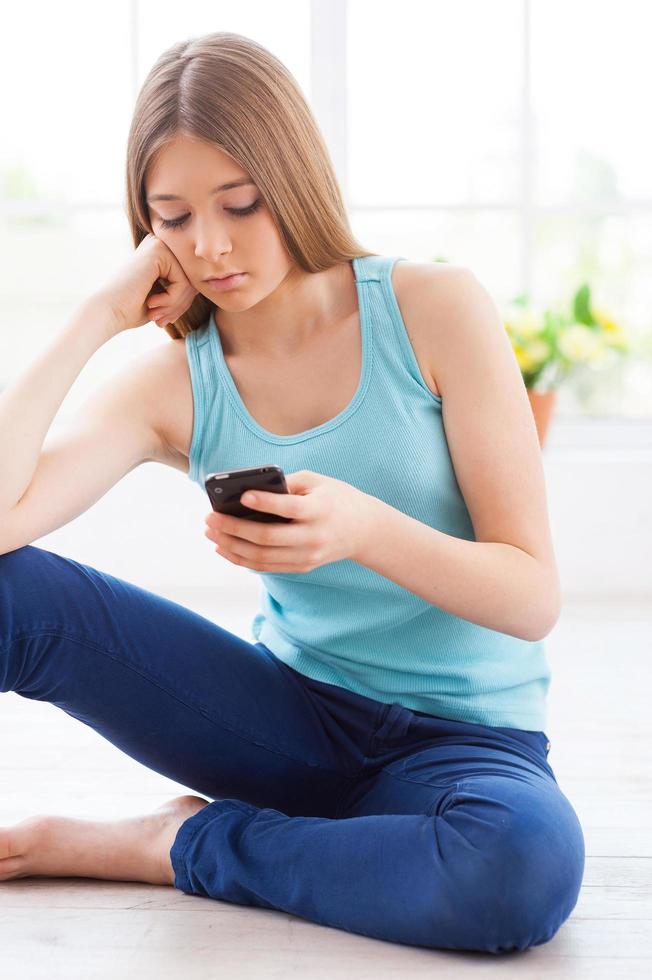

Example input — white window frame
[4,1,647,449]
[311,0,652,449]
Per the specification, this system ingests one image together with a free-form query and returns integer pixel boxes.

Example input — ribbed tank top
[184,254,551,731]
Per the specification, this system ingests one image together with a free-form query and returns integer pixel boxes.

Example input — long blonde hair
[125,31,377,340]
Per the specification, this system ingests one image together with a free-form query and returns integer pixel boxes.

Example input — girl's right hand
[93,233,199,334]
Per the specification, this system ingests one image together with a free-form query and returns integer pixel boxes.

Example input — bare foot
[0,794,210,886]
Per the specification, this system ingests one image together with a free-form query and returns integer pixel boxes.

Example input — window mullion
[520,0,534,300]
[310,0,349,204]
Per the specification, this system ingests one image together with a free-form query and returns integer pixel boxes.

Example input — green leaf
[572,283,594,325]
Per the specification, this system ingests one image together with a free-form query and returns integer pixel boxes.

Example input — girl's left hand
[203,470,374,573]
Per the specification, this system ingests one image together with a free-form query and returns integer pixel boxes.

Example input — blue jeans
[1,545,585,953]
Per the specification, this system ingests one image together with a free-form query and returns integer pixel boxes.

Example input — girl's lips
[205,273,247,291]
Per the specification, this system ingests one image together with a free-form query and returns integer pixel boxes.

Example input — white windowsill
[544,415,652,452]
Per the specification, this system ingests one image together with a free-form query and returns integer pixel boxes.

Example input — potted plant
[503,284,632,447]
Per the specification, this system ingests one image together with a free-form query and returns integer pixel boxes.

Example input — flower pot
[527,388,557,449]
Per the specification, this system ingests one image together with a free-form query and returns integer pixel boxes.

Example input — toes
[0,855,27,881]
[0,825,28,880]
[0,825,21,861]
[0,816,46,866]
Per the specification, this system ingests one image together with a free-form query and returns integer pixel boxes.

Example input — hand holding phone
[204,465,293,524]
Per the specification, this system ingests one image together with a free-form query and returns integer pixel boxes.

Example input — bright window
[1,0,650,420]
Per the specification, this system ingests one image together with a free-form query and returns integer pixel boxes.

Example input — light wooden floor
[1,590,650,978]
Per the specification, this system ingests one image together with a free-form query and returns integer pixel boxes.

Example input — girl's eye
[159,214,189,230]
[228,198,263,219]
[159,197,262,231]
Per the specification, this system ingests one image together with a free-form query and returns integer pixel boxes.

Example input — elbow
[523,598,562,642]
[524,621,555,643]
[520,561,562,642]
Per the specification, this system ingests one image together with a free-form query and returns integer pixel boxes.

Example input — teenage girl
[0,32,584,954]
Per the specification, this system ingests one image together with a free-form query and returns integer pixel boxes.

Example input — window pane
[0,210,155,413]
[0,1,133,208]
[348,0,523,206]
[532,0,652,204]
[0,7,310,391]
[532,213,652,417]
[350,209,522,303]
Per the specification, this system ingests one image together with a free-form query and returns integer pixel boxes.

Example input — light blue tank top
[184,254,550,731]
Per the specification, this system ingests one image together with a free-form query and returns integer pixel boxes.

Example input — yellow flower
[558,323,611,365]
[513,339,551,372]
[504,308,544,339]
[593,308,630,351]
[513,344,529,371]
[593,309,619,332]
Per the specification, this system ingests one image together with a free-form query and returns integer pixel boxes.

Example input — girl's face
[144,134,292,309]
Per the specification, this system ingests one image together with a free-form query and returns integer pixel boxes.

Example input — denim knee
[426,780,586,953]
[478,792,585,952]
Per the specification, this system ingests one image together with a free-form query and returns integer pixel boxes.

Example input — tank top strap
[353,253,404,282]
[354,253,442,405]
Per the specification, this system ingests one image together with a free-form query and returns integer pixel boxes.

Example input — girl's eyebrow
[147,179,255,203]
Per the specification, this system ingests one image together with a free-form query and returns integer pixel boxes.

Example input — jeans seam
[376,769,462,793]
[366,701,393,759]
[375,765,556,793]
[4,628,351,780]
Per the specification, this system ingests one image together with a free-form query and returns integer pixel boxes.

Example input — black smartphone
[204,465,293,524]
